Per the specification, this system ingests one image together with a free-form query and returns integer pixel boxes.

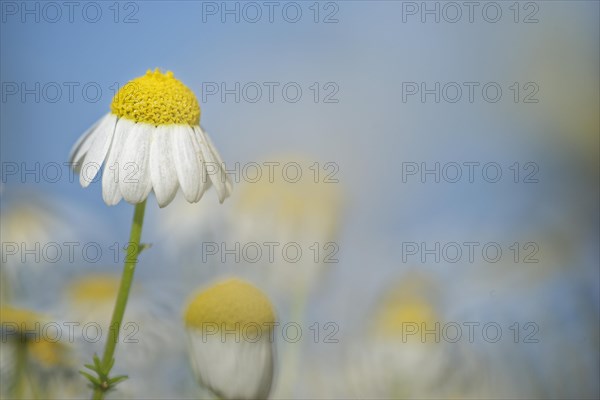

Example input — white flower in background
[233,156,341,244]
[63,274,127,327]
[230,156,342,399]
[0,197,72,301]
[184,278,276,400]
[154,193,230,256]
[339,272,482,399]
[69,69,232,208]
[0,306,80,399]
[61,274,178,398]
[231,156,342,292]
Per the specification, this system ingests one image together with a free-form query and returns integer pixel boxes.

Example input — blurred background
[1,1,598,398]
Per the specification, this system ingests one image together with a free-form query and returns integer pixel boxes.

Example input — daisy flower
[69,69,232,207]
[0,195,73,301]
[233,155,341,246]
[232,155,342,295]
[0,306,78,399]
[61,274,179,398]
[183,278,276,400]
[339,272,478,399]
[229,156,342,398]
[68,69,233,398]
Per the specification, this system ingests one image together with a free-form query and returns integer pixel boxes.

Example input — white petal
[171,125,205,203]
[149,126,179,207]
[190,130,210,201]
[79,114,118,188]
[118,123,153,204]
[69,114,106,165]
[194,126,231,203]
[101,119,133,206]
[186,332,274,400]
[202,127,234,195]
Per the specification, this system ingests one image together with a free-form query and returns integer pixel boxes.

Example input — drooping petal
[190,128,210,202]
[194,126,231,203]
[118,122,153,204]
[101,118,133,206]
[202,126,233,195]
[69,114,105,165]
[79,114,118,188]
[171,125,204,202]
[149,126,179,207]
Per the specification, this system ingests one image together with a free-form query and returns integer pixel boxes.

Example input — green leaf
[108,375,129,385]
[83,363,97,372]
[107,357,115,371]
[79,370,101,386]
[92,354,102,370]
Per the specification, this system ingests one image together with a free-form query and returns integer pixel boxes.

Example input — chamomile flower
[0,306,78,399]
[69,69,232,208]
[0,196,72,301]
[61,274,178,397]
[230,156,342,398]
[184,278,276,400]
[340,272,482,399]
[233,155,341,245]
[63,275,174,360]
[232,156,342,294]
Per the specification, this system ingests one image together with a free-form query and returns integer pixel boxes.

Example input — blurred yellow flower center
[184,279,275,333]
[67,275,120,302]
[234,157,342,240]
[376,300,439,339]
[373,274,441,341]
[0,306,46,333]
[29,340,66,367]
[0,307,68,367]
[110,69,200,126]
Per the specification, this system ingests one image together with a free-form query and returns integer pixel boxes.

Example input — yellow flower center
[0,306,47,333]
[372,273,441,342]
[375,300,439,340]
[184,278,276,333]
[1,307,69,367]
[110,69,200,126]
[234,156,342,241]
[67,275,121,302]
[29,339,68,367]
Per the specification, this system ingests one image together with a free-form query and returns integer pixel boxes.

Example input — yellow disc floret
[110,69,200,126]
[372,273,440,341]
[184,278,275,333]
[234,156,342,241]
[375,299,439,339]
[67,274,121,302]
[1,306,70,367]
[29,339,69,367]
[0,306,47,334]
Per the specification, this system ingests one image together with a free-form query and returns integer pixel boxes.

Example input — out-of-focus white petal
[79,114,117,188]
[149,126,179,207]
[171,125,204,202]
[187,332,274,400]
[118,123,153,204]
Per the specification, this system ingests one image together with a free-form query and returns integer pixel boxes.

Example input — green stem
[14,338,28,398]
[92,200,147,400]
